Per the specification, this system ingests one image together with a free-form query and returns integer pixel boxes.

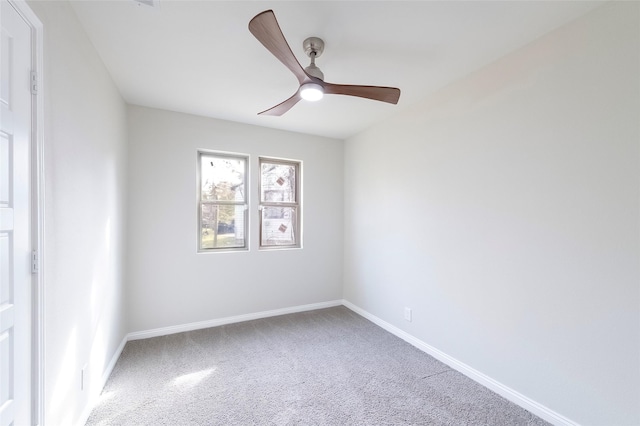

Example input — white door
[0,0,32,425]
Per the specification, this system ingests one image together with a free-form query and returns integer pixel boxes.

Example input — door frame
[6,0,44,424]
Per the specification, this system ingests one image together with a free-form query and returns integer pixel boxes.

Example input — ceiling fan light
[300,83,324,102]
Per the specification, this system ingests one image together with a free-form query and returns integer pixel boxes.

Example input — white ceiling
[70,0,604,140]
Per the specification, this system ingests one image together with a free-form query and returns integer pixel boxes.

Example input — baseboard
[341,299,578,426]
[77,333,128,426]
[81,300,573,426]
[102,334,128,385]
[127,299,343,341]
[79,300,342,425]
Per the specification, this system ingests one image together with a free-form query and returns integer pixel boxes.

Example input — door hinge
[31,250,39,274]
[30,71,38,95]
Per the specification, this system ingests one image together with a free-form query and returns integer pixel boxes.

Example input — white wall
[343,3,639,425]
[27,1,129,425]
[126,106,343,332]
[24,1,638,424]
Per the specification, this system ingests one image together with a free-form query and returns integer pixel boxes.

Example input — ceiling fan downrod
[303,37,324,80]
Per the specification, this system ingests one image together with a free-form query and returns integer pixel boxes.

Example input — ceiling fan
[248,10,401,116]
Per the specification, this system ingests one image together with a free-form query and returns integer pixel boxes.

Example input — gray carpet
[86,306,549,425]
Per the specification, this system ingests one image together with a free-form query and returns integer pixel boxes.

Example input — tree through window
[198,152,248,251]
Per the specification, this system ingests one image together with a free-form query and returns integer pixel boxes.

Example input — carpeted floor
[86,306,549,425]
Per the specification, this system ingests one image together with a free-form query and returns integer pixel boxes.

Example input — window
[259,158,301,248]
[198,152,248,251]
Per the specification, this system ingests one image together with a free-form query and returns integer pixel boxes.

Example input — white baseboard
[341,299,578,426]
[79,300,342,425]
[103,335,128,385]
[77,334,127,426]
[127,299,343,341]
[82,300,575,426]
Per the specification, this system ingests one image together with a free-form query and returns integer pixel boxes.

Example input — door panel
[0,0,32,424]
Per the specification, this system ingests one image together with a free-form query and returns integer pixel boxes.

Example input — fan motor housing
[303,37,324,58]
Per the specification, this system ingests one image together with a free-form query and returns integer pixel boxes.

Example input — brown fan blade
[323,83,401,104]
[249,10,308,85]
[258,91,302,116]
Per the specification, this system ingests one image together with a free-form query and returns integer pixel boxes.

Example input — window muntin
[259,158,301,248]
[198,152,248,251]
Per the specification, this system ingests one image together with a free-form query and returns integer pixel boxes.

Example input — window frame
[197,150,249,253]
[258,157,302,250]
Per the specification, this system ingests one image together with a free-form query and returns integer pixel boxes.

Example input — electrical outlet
[81,364,88,391]
[404,307,412,322]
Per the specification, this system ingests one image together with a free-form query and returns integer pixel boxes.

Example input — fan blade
[323,83,401,104]
[258,91,302,116]
[249,10,308,85]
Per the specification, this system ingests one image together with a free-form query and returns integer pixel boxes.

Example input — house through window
[259,157,301,248]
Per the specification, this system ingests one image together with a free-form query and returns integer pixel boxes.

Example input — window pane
[201,204,246,249]
[260,162,296,203]
[261,206,297,246]
[201,156,245,202]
